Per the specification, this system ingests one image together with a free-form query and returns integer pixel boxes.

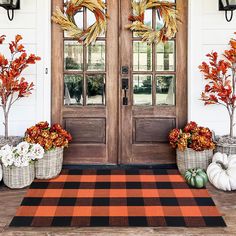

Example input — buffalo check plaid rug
[10,168,226,227]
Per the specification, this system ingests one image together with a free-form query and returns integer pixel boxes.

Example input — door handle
[122,78,129,106]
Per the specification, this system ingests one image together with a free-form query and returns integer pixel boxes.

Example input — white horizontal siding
[189,0,236,136]
[0,0,51,137]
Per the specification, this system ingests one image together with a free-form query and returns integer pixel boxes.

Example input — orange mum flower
[24,122,72,151]
[169,122,215,152]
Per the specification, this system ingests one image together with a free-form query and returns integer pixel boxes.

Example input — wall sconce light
[0,0,20,21]
[219,0,236,22]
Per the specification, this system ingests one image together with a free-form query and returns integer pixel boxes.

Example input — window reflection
[156,41,175,71]
[156,75,175,106]
[87,41,106,71]
[133,75,152,105]
[87,75,105,105]
[64,75,83,105]
[64,41,83,71]
[133,42,152,71]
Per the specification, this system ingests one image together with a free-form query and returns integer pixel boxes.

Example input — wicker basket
[176,148,213,175]
[3,164,35,189]
[0,136,23,149]
[35,147,63,179]
[216,143,236,155]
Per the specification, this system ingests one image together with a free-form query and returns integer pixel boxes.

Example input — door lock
[122,78,129,90]
[121,66,129,75]
[122,78,129,106]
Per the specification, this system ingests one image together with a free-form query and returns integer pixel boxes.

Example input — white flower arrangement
[0,142,44,168]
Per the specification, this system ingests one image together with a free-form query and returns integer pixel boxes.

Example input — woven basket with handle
[35,147,63,179]
[177,148,213,175]
[3,164,35,189]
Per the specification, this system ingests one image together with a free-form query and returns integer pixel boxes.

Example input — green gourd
[184,168,208,188]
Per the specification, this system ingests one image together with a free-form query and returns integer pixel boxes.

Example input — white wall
[188,0,236,136]
[0,0,51,137]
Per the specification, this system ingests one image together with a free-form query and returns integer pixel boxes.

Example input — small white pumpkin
[0,164,2,182]
[207,152,236,191]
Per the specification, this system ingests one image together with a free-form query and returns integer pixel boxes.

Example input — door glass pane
[133,9,152,37]
[156,41,175,71]
[156,10,164,31]
[133,42,152,71]
[87,75,105,105]
[133,75,152,105]
[64,74,83,106]
[156,75,175,106]
[64,7,83,38]
[87,9,105,37]
[87,9,96,27]
[74,9,84,28]
[87,41,106,71]
[64,41,83,71]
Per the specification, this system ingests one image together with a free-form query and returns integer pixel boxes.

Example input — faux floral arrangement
[24,122,72,151]
[0,142,44,167]
[169,122,215,152]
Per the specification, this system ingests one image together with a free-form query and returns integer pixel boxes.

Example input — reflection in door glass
[64,8,83,38]
[156,75,175,106]
[64,74,83,105]
[133,9,152,37]
[133,42,152,71]
[87,41,106,71]
[64,41,83,71]
[133,75,152,105]
[156,41,175,71]
[87,75,105,105]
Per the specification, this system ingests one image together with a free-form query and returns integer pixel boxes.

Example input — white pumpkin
[207,152,236,191]
[0,164,2,182]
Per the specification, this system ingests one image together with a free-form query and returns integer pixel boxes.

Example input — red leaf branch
[0,35,41,138]
[199,32,236,137]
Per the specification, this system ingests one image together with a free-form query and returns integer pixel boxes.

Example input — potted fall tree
[199,32,236,154]
[0,35,40,147]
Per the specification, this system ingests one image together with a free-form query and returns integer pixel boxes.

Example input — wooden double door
[52,0,187,165]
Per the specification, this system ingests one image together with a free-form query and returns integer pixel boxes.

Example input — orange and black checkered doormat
[10,168,226,227]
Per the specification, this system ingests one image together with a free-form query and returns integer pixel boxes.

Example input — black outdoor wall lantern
[219,0,236,22]
[0,0,20,21]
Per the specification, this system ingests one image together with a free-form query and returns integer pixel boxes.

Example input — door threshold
[63,163,177,170]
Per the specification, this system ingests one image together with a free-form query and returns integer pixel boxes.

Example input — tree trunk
[230,112,235,138]
[2,107,9,140]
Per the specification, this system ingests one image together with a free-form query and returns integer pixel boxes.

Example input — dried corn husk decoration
[52,0,108,46]
[127,0,180,44]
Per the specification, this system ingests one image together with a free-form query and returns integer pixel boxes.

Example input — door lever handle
[122,78,129,106]
[123,88,128,106]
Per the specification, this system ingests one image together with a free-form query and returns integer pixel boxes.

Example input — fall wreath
[52,0,107,46]
[127,0,180,44]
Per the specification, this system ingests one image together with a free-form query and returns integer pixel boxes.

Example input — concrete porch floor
[0,184,235,236]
